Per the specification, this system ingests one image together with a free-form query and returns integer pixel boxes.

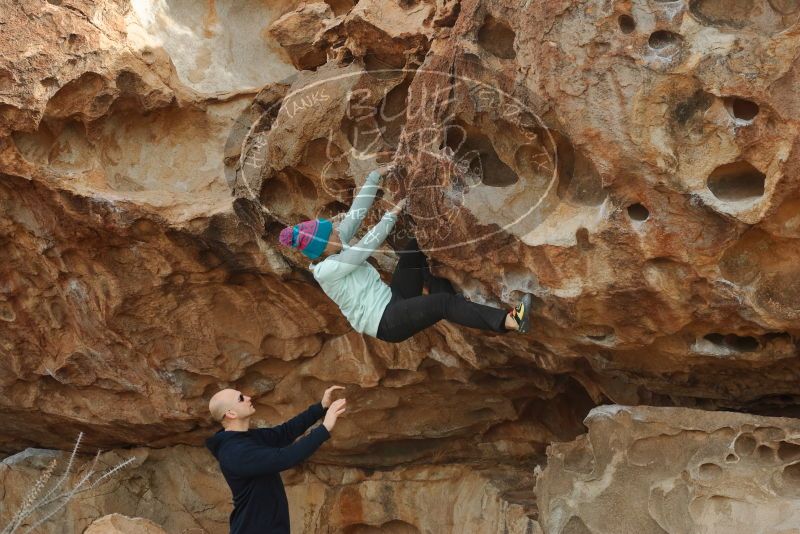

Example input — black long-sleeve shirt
[206,403,330,534]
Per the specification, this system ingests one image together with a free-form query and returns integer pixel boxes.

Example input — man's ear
[226,410,238,420]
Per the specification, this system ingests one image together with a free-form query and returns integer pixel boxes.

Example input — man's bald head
[209,389,240,422]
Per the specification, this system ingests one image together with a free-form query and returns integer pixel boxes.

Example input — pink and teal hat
[278,219,333,260]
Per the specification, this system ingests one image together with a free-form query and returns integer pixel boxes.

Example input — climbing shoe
[511,293,533,334]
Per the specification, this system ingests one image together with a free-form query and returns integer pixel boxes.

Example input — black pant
[375,239,509,343]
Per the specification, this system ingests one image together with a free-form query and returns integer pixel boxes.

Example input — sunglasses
[219,393,247,422]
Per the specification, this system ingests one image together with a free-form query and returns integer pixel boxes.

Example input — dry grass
[1,433,135,534]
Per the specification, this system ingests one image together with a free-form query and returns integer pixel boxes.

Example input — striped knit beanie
[278,219,333,260]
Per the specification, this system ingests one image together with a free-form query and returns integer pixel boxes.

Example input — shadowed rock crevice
[706,161,766,202]
[648,30,682,51]
[442,120,519,187]
[724,97,760,122]
[343,521,420,534]
[626,203,649,221]
[617,14,636,34]
[551,132,607,206]
[376,76,412,149]
[702,333,760,352]
[478,14,516,60]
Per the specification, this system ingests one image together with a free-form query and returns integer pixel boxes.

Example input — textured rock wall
[6,406,800,533]
[1,0,800,532]
[0,445,539,533]
[536,406,800,534]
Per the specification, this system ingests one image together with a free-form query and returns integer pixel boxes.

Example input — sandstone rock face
[536,406,800,534]
[0,445,229,534]
[83,514,167,534]
[0,444,539,534]
[1,0,800,532]
[6,407,800,533]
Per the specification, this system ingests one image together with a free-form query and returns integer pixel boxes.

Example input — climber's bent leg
[376,292,508,343]
[427,273,456,295]
[389,238,427,299]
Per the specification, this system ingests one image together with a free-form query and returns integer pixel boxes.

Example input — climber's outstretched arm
[337,170,382,244]
[314,199,405,281]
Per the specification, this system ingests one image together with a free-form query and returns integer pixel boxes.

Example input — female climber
[277,166,533,343]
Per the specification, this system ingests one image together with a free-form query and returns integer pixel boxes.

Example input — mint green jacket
[310,170,397,337]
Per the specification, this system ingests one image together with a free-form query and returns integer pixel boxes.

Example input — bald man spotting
[206,386,346,534]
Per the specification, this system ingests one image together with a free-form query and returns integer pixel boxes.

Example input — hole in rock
[783,462,800,486]
[725,453,738,463]
[563,516,593,534]
[575,227,592,251]
[762,332,793,344]
[627,203,650,221]
[769,0,800,14]
[724,97,760,122]
[478,15,517,59]
[376,76,411,148]
[398,0,420,8]
[734,434,757,455]
[707,161,766,202]
[47,0,62,4]
[551,132,607,206]
[699,463,723,479]
[727,335,760,351]
[648,30,682,51]
[757,444,776,462]
[582,325,615,341]
[618,14,636,33]
[779,442,800,461]
[689,0,754,27]
[283,168,317,200]
[442,120,519,187]
[260,177,292,215]
[704,333,760,352]
[342,520,420,534]
[325,0,356,16]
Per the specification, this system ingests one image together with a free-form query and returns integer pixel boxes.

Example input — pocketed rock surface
[1,0,799,532]
[536,406,800,534]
